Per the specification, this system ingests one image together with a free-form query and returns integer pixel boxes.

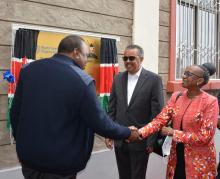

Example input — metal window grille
[176,0,220,79]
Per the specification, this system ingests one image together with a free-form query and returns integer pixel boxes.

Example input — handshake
[127,126,142,142]
[105,126,142,149]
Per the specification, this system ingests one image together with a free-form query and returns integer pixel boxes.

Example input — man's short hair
[125,44,144,57]
[58,35,84,53]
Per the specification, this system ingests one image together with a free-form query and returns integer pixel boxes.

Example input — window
[167,0,220,92]
[176,0,220,79]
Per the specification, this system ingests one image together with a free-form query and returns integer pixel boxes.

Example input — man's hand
[105,138,113,149]
[127,126,141,142]
[161,126,174,136]
[146,146,154,154]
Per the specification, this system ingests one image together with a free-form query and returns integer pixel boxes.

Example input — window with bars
[176,0,220,79]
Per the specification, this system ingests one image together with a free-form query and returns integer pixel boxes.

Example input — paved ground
[0,131,220,179]
[0,135,106,170]
[0,134,167,179]
[0,150,167,179]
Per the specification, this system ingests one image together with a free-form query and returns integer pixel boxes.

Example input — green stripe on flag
[6,97,14,130]
[99,95,110,113]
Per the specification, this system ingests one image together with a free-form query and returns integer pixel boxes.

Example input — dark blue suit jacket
[10,54,130,175]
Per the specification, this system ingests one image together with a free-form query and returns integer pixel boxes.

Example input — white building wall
[133,0,160,73]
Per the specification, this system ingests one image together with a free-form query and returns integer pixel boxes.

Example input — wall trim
[12,23,120,41]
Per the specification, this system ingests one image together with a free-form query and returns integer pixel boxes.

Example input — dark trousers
[217,162,220,179]
[21,165,76,179]
[174,143,186,179]
[115,146,149,179]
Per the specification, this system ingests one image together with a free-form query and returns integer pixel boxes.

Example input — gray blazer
[108,68,164,151]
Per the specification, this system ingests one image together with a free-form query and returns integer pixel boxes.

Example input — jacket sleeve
[107,77,117,120]
[80,81,130,140]
[172,99,219,146]
[10,68,24,139]
[147,76,164,146]
[139,93,177,138]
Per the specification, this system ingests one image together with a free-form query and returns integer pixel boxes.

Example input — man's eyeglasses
[183,71,203,78]
[122,56,137,62]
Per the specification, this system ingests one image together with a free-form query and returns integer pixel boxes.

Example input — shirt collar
[52,53,81,69]
[128,66,142,77]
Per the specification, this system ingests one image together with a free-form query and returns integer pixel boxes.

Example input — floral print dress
[139,91,219,179]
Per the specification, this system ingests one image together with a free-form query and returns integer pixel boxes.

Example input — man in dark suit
[105,45,164,179]
[10,35,140,179]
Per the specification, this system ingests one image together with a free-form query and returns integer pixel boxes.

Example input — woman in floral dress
[217,120,220,179]
[217,91,220,179]
[139,63,219,179]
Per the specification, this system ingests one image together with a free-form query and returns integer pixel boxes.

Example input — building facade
[0,0,219,170]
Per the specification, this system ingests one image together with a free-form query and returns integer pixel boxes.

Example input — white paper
[162,136,173,157]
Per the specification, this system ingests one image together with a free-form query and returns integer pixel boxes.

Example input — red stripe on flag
[100,66,118,93]
[8,57,28,94]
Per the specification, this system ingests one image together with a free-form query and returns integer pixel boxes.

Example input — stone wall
[0,0,133,146]
[159,0,171,102]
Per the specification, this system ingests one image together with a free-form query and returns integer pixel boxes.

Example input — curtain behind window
[176,0,220,79]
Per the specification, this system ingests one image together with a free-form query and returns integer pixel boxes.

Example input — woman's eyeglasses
[183,71,203,78]
[122,56,137,62]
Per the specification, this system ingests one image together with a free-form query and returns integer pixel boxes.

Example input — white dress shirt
[127,67,142,105]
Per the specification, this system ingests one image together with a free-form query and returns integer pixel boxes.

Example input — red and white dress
[139,91,219,179]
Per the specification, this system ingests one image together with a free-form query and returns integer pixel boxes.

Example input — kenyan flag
[99,38,118,112]
[6,28,38,130]
[7,57,34,129]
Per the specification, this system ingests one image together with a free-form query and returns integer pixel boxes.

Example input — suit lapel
[128,69,147,108]
[121,72,128,108]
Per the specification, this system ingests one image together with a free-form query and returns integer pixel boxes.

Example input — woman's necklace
[186,91,201,99]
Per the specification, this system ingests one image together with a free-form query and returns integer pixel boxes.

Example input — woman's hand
[105,138,113,149]
[161,126,174,136]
